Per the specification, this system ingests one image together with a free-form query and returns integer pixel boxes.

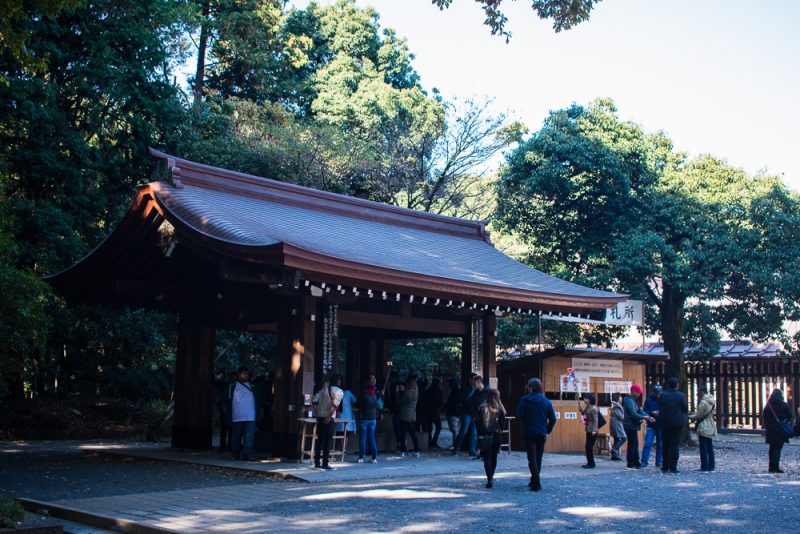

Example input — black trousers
[524,434,547,489]
[429,415,443,446]
[662,426,682,472]
[219,423,231,450]
[768,442,784,471]
[585,433,597,466]
[399,420,419,452]
[482,433,501,481]
[314,418,335,467]
[625,427,640,467]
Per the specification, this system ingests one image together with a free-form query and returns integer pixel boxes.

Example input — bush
[140,399,173,442]
[0,492,24,529]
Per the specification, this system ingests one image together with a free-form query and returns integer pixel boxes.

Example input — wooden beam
[339,310,467,336]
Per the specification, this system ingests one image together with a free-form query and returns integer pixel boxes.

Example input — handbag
[477,433,494,451]
[767,401,794,440]
[597,411,607,429]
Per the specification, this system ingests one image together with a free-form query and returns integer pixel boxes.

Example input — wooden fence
[646,358,800,431]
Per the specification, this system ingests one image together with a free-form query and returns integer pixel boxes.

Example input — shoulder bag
[767,401,795,440]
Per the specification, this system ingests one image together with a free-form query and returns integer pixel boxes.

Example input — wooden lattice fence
[646,358,800,432]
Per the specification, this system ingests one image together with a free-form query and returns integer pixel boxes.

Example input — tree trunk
[660,282,686,387]
[193,0,211,106]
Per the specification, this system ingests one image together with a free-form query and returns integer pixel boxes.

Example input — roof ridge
[149,148,491,242]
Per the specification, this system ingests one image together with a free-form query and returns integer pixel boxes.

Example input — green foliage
[432,0,601,40]
[388,338,461,381]
[0,492,24,528]
[496,99,800,377]
[215,330,276,376]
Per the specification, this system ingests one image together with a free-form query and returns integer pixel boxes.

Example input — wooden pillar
[461,324,472,384]
[273,296,318,458]
[483,315,497,386]
[345,335,361,391]
[172,310,216,450]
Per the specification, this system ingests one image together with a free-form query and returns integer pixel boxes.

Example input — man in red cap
[622,384,654,469]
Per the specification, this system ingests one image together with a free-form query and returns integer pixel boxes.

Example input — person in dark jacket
[356,378,379,463]
[579,393,599,468]
[422,378,444,448]
[623,384,654,469]
[515,378,556,491]
[763,388,792,473]
[215,370,235,452]
[641,385,662,468]
[445,378,462,443]
[659,377,688,474]
[477,389,506,488]
[609,392,626,461]
[451,375,485,458]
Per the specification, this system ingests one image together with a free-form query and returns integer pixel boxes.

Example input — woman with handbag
[476,388,506,488]
[762,388,793,473]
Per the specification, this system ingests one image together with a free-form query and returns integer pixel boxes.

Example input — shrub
[0,492,24,528]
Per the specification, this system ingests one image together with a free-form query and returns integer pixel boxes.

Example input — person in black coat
[422,378,444,448]
[763,388,792,473]
[658,377,688,474]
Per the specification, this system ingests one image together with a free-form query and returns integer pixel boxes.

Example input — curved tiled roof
[148,150,625,310]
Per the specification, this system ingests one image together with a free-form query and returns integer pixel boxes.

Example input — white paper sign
[555,412,561,419]
[604,380,632,394]
[604,300,644,326]
[563,412,578,420]
[559,373,590,393]
[572,357,623,378]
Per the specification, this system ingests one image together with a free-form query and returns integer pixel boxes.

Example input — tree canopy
[495,99,800,379]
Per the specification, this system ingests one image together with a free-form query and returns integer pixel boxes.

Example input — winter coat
[763,398,792,445]
[644,393,661,429]
[582,404,599,433]
[692,394,717,439]
[623,395,648,431]
[515,392,557,436]
[610,401,626,438]
[356,388,379,420]
[445,386,462,417]
[477,404,506,435]
[461,387,485,417]
[658,389,688,429]
[398,388,418,422]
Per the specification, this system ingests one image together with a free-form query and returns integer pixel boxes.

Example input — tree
[432,0,601,40]
[495,99,800,384]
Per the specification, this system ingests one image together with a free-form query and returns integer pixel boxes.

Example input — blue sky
[292,0,800,190]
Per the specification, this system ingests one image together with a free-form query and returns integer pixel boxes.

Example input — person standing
[445,378,462,446]
[641,385,663,468]
[452,375,485,458]
[579,394,599,468]
[313,374,343,470]
[216,370,235,452]
[229,366,261,461]
[515,378,557,491]
[690,386,717,472]
[762,388,792,473]
[659,377,688,474]
[623,384,653,470]
[422,378,444,448]
[356,378,379,464]
[398,376,420,457]
[477,389,506,488]
[337,385,357,435]
[609,392,627,461]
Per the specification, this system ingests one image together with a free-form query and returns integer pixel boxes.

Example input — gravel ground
[1,439,798,533]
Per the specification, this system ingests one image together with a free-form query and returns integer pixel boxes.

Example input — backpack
[597,411,607,429]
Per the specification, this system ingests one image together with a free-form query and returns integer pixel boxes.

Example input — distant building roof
[618,340,785,359]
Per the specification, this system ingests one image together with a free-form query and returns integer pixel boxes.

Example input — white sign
[540,299,644,326]
[563,412,578,420]
[555,412,561,419]
[599,407,609,416]
[604,380,633,394]
[559,373,590,393]
[572,357,623,378]
[604,300,644,326]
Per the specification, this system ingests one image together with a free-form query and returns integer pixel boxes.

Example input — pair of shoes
[641,463,648,468]
[769,469,785,474]
[486,480,493,488]
[322,465,337,471]
[369,458,378,464]
[669,469,680,474]
[357,458,364,463]
[529,484,541,492]
[610,456,622,461]
[412,452,420,458]
[625,466,636,470]
[450,450,458,456]
[581,464,596,469]
[314,464,321,469]
[399,451,406,457]
[696,468,707,472]
[472,455,481,461]
[707,468,715,473]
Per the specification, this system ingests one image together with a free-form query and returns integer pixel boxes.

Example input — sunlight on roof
[560,506,655,519]
[711,504,738,511]
[300,489,465,501]
[471,502,516,509]
[395,522,449,532]
[292,517,352,527]
[778,480,800,486]
[701,491,733,497]
[707,519,741,527]
[672,482,700,488]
